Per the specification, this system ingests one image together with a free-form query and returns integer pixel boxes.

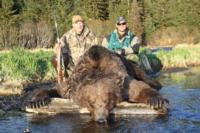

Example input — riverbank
[1,44,200,80]
[0,80,56,113]
[156,44,200,69]
[0,44,200,95]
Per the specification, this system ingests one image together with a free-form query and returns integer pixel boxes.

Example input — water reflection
[26,113,166,133]
[158,67,200,89]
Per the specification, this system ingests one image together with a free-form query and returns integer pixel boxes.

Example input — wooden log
[25,98,168,115]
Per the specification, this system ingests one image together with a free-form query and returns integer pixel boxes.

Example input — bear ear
[88,45,101,61]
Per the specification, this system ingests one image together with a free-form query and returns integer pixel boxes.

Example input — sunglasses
[117,22,126,26]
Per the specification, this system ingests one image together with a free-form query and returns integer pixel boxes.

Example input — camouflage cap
[116,16,126,24]
[72,15,84,23]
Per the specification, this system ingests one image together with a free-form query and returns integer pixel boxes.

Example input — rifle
[54,14,66,84]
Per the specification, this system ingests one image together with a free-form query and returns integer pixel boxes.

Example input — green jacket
[107,30,134,52]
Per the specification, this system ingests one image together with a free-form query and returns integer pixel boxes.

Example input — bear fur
[29,45,168,123]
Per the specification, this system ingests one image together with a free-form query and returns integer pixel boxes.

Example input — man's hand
[116,49,126,56]
[120,49,125,56]
[132,43,140,55]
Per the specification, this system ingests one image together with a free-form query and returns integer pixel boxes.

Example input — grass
[0,48,55,81]
[0,45,200,81]
[128,44,200,70]
[155,45,200,69]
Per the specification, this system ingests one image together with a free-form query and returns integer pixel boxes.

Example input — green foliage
[156,46,200,69]
[0,0,21,48]
[49,0,74,33]
[143,0,200,39]
[0,0,200,48]
[12,0,24,14]
[109,0,129,21]
[21,0,44,22]
[97,0,109,20]
[82,0,109,20]
[0,48,55,81]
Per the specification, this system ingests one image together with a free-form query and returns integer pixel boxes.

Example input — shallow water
[1,67,200,133]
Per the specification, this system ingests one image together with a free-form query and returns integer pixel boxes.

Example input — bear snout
[93,108,109,124]
[97,118,107,124]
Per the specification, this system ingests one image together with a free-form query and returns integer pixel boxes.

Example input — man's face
[72,21,84,34]
[116,22,127,32]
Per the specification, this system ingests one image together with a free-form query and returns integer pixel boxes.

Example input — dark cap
[116,16,126,24]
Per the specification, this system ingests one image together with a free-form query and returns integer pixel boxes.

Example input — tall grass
[0,45,200,81]
[156,45,200,69]
[0,48,55,81]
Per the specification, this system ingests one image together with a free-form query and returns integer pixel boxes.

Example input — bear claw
[147,97,169,109]
[25,98,51,109]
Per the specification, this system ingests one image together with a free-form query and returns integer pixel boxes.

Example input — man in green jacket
[102,16,162,90]
[102,16,140,57]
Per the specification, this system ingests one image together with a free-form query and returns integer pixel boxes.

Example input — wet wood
[25,98,168,115]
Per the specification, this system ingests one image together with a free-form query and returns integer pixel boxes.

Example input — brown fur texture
[73,71,123,122]
[30,45,168,123]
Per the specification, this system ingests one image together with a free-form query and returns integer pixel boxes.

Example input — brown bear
[28,45,168,123]
[65,45,168,109]
[30,71,123,123]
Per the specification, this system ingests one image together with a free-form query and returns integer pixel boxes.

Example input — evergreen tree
[1,0,200,49]
[12,0,24,14]
[97,0,109,20]
[0,0,20,48]
[109,0,129,22]
[130,0,144,36]
[49,0,74,33]
[82,0,109,20]
[0,0,2,8]
[82,0,97,19]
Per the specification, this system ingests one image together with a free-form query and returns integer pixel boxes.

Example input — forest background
[0,0,200,50]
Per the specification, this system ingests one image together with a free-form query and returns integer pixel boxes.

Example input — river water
[1,67,200,133]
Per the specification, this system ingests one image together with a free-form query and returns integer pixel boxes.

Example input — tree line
[0,0,200,49]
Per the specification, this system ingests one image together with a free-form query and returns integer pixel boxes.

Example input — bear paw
[25,89,51,109]
[147,96,169,109]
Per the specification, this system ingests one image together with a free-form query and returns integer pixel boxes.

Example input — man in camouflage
[53,15,98,81]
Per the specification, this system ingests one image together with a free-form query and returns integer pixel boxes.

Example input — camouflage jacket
[59,26,98,65]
